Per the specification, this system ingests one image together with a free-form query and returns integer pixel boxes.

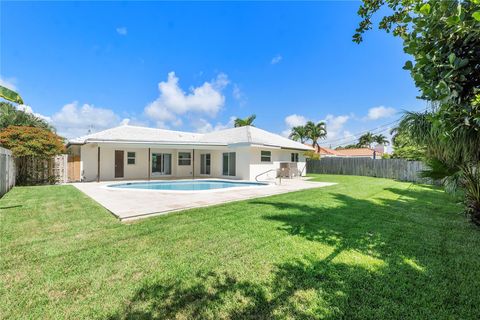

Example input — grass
[1,174,479,319]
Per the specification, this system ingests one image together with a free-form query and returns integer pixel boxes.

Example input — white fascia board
[88,140,227,150]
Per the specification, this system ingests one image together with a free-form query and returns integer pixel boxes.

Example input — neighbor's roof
[312,145,383,157]
[334,148,383,157]
[68,125,312,151]
[315,146,337,156]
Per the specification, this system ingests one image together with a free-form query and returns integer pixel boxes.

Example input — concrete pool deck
[73,178,336,221]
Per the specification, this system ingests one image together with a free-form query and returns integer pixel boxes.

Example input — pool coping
[72,178,337,222]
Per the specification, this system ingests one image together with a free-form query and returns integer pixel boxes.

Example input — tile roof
[308,144,383,157]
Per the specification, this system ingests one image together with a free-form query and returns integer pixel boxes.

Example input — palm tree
[357,132,376,148]
[305,121,327,149]
[0,85,23,104]
[374,134,389,146]
[289,125,308,144]
[0,102,52,131]
[234,114,256,127]
[396,110,480,224]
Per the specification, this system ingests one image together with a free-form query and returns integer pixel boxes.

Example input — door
[152,153,172,176]
[115,150,124,178]
[222,152,236,176]
[200,153,211,175]
[67,155,81,182]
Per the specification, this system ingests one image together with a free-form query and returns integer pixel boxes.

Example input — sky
[0,1,426,146]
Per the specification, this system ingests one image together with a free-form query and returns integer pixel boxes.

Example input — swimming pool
[107,180,268,191]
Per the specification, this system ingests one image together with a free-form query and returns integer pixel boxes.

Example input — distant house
[311,145,384,159]
[66,125,312,182]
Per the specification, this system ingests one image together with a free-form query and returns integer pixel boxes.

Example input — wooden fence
[306,157,431,183]
[0,147,15,197]
[15,155,68,186]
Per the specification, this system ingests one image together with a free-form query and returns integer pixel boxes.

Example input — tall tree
[354,0,480,223]
[0,126,65,185]
[0,102,52,131]
[374,134,389,145]
[305,121,327,149]
[234,114,256,127]
[289,125,308,144]
[390,127,425,160]
[357,132,376,148]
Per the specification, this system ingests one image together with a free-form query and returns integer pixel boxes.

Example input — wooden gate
[68,155,81,182]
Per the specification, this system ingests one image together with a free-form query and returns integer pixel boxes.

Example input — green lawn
[1,175,479,319]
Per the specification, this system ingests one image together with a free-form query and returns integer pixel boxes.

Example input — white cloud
[145,72,229,127]
[366,106,396,120]
[0,76,18,91]
[281,113,350,146]
[271,54,282,65]
[281,114,308,137]
[232,85,242,100]
[16,104,52,122]
[116,27,127,36]
[324,114,349,139]
[232,84,247,106]
[285,114,308,128]
[51,102,122,139]
[193,116,236,133]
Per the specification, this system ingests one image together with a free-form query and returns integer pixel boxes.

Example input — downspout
[192,149,195,180]
[148,148,151,181]
[97,146,100,182]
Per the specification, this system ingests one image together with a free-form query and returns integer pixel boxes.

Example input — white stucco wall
[248,148,306,181]
[78,143,306,182]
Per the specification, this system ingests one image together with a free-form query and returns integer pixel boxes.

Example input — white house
[66,125,312,182]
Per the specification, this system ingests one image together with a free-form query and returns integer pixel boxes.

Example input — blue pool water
[108,180,267,191]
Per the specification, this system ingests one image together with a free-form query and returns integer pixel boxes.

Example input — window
[222,152,236,176]
[178,152,191,166]
[291,153,299,162]
[200,154,211,175]
[152,153,171,175]
[261,150,271,162]
[127,152,136,165]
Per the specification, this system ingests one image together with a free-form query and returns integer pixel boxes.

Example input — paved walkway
[73,179,336,221]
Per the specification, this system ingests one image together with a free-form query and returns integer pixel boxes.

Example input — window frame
[178,152,192,166]
[291,153,299,162]
[127,151,136,165]
[261,150,272,162]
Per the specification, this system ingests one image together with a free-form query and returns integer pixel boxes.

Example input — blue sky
[1,1,426,145]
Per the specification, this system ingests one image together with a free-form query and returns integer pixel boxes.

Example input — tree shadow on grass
[109,186,478,319]
[0,204,22,210]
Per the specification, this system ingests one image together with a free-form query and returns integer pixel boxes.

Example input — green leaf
[0,86,24,104]
[448,53,456,65]
[473,11,480,22]
[446,15,460,25]
[419,3,431,15]
[403,60,414,70]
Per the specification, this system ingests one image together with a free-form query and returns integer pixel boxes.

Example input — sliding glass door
[152,153,172,176]
[222,152,236,176]
[200,153,211,175]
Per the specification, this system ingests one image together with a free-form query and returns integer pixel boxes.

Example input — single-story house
[66,125,312,182]
[313,145,385,159]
